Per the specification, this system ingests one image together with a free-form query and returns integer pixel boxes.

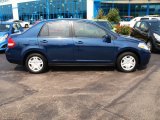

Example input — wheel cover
[28,56,44,72]
[121,55,136,71]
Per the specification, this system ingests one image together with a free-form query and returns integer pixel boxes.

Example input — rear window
[140,18,149,21]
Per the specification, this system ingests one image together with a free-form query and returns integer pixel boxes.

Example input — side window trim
[38,23,49,37]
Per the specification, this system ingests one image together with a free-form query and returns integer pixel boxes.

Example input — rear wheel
[25,53,47,74]
[117,52,138,72]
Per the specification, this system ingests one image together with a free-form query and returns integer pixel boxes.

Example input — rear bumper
[5,48,23,65]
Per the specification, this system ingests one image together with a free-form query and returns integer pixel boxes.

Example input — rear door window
[48,21,70,38]
[39,21,70,38]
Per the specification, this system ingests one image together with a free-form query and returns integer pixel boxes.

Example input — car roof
[47,18,91,21]
[92,19,109,22]
[39,18,97,25]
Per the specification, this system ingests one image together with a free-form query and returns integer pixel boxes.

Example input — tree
[107,8,120,23]
[96,9,106,19]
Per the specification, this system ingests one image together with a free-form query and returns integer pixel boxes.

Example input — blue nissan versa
[5,19,151,73]
[0,22,23,51]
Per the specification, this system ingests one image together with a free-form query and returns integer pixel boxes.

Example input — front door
[73,21,116,63]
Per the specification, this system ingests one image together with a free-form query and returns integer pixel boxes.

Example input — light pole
[21,7,24,20]
[0,7,2,21]
[57,8,60,18]
[146,0,150,15]
[46,0,50,19]
[128,0,131,17]
[74,0,77,18]
[112,0,114,8]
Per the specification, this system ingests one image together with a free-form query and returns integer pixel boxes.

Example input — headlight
[0,34,8,42]
[153,33,160,42]
[138,43,150,51]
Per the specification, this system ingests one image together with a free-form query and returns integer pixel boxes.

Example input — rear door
[38,20,74,62]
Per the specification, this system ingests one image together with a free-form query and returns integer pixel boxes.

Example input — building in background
[0,0,160,22]
[98,0,160,18]
[0,0,88,22]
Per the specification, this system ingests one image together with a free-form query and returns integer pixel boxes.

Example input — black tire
[25,53,48,74]
[117,52,138,72]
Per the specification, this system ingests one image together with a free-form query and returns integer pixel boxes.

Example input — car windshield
[0,24,11,32]
[95,21,113,30]
[149,21,160,33]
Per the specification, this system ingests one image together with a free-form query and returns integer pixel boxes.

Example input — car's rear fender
[22,47,48,65]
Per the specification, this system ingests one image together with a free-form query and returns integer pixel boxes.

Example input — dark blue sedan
[0,22,23,51]
[6,19,151,73]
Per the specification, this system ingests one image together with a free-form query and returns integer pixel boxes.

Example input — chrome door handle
[76,41,83,44]
[40,40,48,43]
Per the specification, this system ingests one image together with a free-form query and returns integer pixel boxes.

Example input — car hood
[119,35,142,43]
[0,32,8,37]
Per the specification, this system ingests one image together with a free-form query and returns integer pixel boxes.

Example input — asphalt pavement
[0,52,160,120]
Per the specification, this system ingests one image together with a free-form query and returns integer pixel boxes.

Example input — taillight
[8,37,16,48]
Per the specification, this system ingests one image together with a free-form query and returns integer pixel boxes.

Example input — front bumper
[139,50,151,67]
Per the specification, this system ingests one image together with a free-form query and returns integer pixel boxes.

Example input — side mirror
[104,35,111,43]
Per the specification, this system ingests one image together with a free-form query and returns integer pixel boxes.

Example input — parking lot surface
[0,52,160,120]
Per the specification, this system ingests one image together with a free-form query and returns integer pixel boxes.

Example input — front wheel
[25,53,47,74]
[117,52,138,72]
